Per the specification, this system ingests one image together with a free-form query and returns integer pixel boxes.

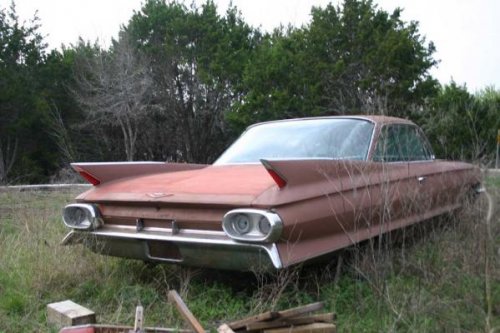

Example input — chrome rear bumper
[62,225,282,271]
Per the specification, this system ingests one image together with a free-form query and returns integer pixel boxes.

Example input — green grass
[0,177,499,332]
[486,172,500,188]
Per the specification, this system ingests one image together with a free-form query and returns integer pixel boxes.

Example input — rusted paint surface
[65,116,482,270]
[76,164,276,206]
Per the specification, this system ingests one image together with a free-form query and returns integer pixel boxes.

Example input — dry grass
[344,194,499,331]
[0,178,498,332]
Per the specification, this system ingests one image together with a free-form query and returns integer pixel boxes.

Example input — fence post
[496,129,500,169]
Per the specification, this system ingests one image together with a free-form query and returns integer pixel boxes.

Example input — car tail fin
[260,159,287,188]
[71,162,207,186]
[73,166,101,185]
[260,159,379,189]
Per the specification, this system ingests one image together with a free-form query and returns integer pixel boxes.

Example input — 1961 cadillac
[62,116,482,271]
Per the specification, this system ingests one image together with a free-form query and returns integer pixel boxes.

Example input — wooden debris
[47,300,96,329]
[59,324,190,333]
[217,323,236,333]
[227,311,279,330]
[283,313,335,325]
[54,291,337,333]
[263,323,336,333]
[276,302,324,319]
[56,301,193,333]
[245,313,335,331]
[221,301,336,333]
[167,290,205,333]
[133,305,144,333]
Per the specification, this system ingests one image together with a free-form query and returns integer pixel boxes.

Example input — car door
[369,124,412,232]
[405,126,454,217]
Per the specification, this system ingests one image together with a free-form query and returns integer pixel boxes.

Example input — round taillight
[232,214,252,235]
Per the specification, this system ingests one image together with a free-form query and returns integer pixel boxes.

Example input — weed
[0,177,499,332]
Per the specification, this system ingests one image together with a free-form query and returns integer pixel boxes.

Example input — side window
[373,124,433,162]
[373,125,403,162]
[405,127,432,161]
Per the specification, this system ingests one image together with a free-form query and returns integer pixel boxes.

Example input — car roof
[247,115,414,129]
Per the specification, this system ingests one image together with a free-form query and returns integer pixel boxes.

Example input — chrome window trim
[245,115,377,130]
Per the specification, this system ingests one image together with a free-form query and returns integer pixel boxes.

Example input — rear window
[215,118,374,164]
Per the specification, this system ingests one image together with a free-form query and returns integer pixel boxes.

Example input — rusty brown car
[62,116,482,271]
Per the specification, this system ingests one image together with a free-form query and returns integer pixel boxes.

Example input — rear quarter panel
[261,160,410,267]
[266,159,480,268]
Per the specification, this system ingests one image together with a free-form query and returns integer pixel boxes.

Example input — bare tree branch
[72,30,153,161]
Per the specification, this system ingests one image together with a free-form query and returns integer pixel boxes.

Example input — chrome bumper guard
[62,225,282,271]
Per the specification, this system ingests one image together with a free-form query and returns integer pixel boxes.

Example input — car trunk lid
[77,164,277,206]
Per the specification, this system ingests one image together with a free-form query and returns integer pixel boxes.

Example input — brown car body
[62,116,482,271]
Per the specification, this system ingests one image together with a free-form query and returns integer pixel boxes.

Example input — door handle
[417,176,426,184]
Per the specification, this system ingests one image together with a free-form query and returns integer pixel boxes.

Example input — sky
[5,0,500,92]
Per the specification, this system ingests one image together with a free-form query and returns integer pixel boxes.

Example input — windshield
[215,118,374,164]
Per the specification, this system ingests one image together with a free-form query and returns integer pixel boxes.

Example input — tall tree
[0,2,56,183]
[233,0,438,131]
[420,82,500,162]
[127,0,258,163]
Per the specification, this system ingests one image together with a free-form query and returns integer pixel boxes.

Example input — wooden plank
[47,300,96,328]
[217,324,235,333]
[133,305,144,332]
[227,311,279,330]
[245,320,292,331]
[60,325,192,333]
[167,290,205,333]
[264,323,336,333]
[286,313,335,325]
[276,302,324,319]
[246,313,335,331]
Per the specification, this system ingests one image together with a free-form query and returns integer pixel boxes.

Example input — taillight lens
[232,214,252,235]
[266,168,287,188]
[260,159,287,188]
[78,171,100,186]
